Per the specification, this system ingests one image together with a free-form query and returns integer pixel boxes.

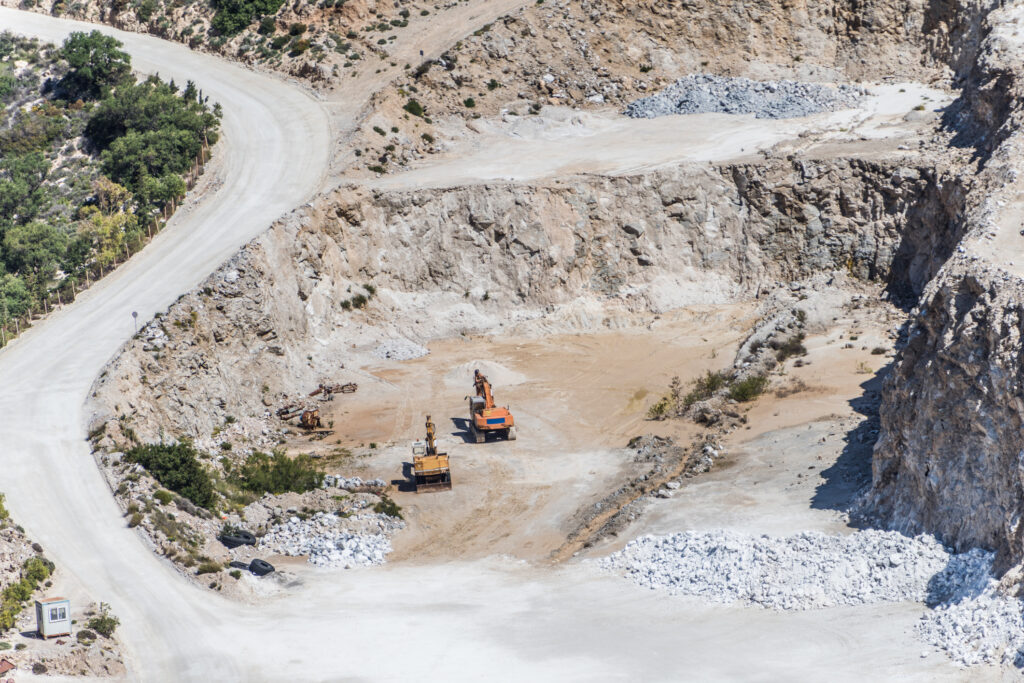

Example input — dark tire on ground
[249,559,275,576]
[220,531,257,548]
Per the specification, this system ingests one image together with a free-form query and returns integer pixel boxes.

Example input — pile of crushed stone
[373,337,428,361]
[601,529,954,609]
[917,547,1024,667]
[625,74,863,120]
[602,528,1024,668]
[259,512,404,568]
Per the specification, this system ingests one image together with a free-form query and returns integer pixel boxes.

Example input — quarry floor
[0,6,1008,682]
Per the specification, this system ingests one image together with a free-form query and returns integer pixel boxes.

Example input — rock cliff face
[90,154,967,444]
[872,259,1024,568]
[868,4,1024,570]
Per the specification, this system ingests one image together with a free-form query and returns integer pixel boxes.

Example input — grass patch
[235,451,322,495]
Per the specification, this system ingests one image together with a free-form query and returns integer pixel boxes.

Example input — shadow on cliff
[810,362,892,524]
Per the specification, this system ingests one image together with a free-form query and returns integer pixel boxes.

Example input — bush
[373,495,403,519]
[487,78,500,91]
[421,132,434,143]
[124,442,215,509]
[463,97,476,108]
[367,165,386,174]
[372,125,386,136]
[728,375,769,402]
[257,16,276,34]
[128,512,143,527]
[230,569,242,580]
[77,629,96,643]
[235,451,322,494]
[153,489,173,505]
[0,493,8,522]
[211,0,285,36]
[289,38,310,55]
[196,561,221,575]
[403,99,424,117]
[87,603,119,637]
[271,35,288,50]
[683,370,729,407]
[871,346,887,355]
[772,333,807,362]
[0,557,53,633]
[646,396,672,420]
[288,22,307,35]
[59,31,131,101]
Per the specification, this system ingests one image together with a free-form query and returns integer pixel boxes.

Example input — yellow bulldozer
[411,415,451,493]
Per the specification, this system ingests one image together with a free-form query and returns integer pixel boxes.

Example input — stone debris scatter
[259,512,404,568]
[625,75,863,120]
[322,475,387,490]
[602,529,955,609]
[602,529,1024,667]
[373,337,429,361]
[917,548,1024,667]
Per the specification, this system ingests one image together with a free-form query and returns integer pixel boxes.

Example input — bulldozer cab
[469,396,486,414]
[411,440,427,457]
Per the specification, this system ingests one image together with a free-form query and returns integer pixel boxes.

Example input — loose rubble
[322,475,387,491]
[601,529,958,609]
[258,512,404,568]
[625,75,863,120]
[917,548,1024,667]
[373,337,429,361]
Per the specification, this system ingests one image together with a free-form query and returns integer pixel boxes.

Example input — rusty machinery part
[298,409,322,430]
[309,382,358,398]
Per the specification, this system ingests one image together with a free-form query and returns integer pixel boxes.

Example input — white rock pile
[373,337,428,360]
[601,529,953,609]
[625,74,863,120]
[259,512,404,568]
[917,548,1024,667]
[322,475,387,490]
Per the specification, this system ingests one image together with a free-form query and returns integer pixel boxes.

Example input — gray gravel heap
[259,512,404,568]
[625,75,863,120]
[601,529,953,610]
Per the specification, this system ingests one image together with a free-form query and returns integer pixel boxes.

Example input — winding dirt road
[0,7,987,682]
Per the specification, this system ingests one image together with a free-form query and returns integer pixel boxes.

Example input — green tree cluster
[0,31,220,339]
[210,0,285,36]
[124,442,216,509]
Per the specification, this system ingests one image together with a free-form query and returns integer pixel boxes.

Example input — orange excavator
[467,369,516,443]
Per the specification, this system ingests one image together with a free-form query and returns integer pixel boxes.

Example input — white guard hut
[35,597,71,639]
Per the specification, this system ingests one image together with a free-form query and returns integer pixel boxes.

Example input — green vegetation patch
[0,556,54,632]
[0,31,221,346]
[234,451,322,494]
[124,442,215,509]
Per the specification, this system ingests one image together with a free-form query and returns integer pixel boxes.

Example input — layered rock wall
[90,156,966,444]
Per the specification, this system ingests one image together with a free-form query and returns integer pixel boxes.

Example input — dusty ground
[286,304,750,562]
[274,291,904,569]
